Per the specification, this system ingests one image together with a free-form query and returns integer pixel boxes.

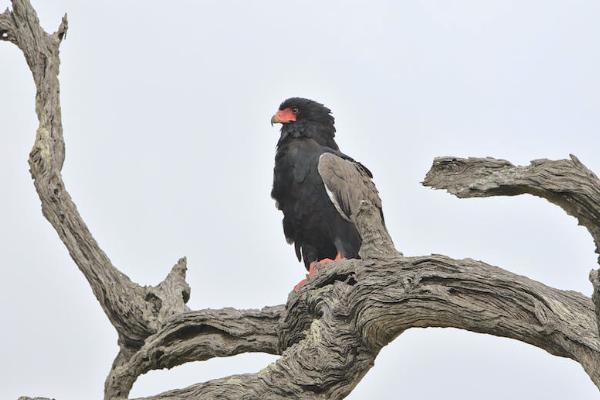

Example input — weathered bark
[423,156,600,260]
[4,1,600,399]
[424,156,600,336]
[137,254,600,399]
[106,306,284,398]
[1,0,190,351]
[18,397,52,400]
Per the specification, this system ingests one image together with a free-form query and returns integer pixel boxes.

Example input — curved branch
[134,201,600,399]
[423,155,600,334]
[285,254,599,389]
[7,1,600,399]
[105,306,284,399]
[18,397,52,400]
[131,254,599,399]
[423,155,600,261]
[135,158,600,398]
[2,0,190,349]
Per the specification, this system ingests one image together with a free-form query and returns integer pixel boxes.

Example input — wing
[317,152,384,224]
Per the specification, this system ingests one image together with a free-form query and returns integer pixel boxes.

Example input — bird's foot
[293,254,345,292]
[293,278,308,291]
[316,252,344,265]
[308,260,320,276]
[293,261,319,291]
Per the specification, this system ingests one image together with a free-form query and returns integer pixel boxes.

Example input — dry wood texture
[3,1,600,399]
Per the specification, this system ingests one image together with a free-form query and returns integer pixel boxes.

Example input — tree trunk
[3,1,600,398]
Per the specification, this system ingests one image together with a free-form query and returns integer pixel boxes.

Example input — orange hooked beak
[271,108,297,126]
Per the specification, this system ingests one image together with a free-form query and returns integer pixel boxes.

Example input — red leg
[293,255,345,292]
[317,252,345,264]
[308,261,319,277]
[293,278,308,291]
[294,261,319,291]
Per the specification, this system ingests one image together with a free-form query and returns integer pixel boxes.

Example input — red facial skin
[273,108,297,124]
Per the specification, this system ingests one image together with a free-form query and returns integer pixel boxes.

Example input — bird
[270,97,386,290]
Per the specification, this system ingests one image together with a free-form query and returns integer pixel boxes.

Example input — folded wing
[317,153,384,225]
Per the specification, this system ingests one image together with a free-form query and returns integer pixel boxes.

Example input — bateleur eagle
[270,98,387,288]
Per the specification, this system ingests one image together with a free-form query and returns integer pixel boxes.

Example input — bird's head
[271,97,335,128]
[271,97,338,150]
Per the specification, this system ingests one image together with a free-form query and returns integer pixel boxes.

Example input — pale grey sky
[1,0,599,398]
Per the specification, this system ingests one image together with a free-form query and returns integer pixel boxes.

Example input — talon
[317,252,345,265]
[318,258,335,264]
[294,278,308,292]
[308,261,319,277]
[293,255,346,292]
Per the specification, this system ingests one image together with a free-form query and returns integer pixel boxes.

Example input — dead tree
[3,1,600,399]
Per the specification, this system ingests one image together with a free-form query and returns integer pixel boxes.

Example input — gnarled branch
[5,0,600,399]
[423,155,600,261]
[424,156,600,337]
[130,253,600,399]
[106,306,284,399]
[2,0,191,352]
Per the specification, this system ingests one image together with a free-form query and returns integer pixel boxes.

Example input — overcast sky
[2,0,600,399]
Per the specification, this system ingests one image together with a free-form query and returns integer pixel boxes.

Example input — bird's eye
[291,107,299,114]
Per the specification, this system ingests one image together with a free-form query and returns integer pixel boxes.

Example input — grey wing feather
[317,153,383,223]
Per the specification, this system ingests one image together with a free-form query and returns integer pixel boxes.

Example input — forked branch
[4,1,600,399]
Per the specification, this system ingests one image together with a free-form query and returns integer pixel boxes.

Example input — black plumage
[271,98,386,270]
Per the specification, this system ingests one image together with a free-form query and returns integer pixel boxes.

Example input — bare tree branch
[356,201,399,259]
[0,7,17,43]
[131,252,600,399]
[5,1,600,399]
[124,203,600,399]
[18,397,52,400]
[424,156,600,335]
[106,306,284,399]
[423,155,600,261]
[1,0,191,350]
